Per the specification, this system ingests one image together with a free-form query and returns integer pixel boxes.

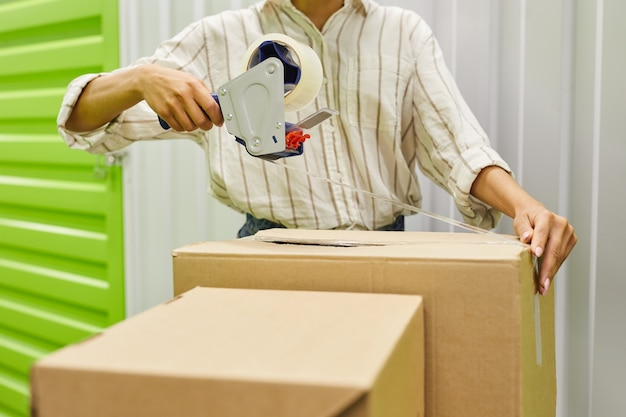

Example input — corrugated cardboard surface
[31,287,424,417]
[173,230,556,417]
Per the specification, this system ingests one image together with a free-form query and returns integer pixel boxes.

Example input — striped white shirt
[58,0,511,230]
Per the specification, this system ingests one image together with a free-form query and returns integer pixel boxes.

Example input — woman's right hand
[138,64,223,132]
[65,64,223,133]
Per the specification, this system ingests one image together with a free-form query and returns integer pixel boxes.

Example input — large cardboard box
[31,286,424,417]
[173,229,556,417]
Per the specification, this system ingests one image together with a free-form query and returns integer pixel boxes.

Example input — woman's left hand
[513,203,578,295]
[470,166,578,295]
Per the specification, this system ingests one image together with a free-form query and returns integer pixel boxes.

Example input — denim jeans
[237,213,405,238]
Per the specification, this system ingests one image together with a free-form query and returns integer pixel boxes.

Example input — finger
[566,228,578,255]
[170,108,197,132]
[538,235,565,295]
[537,217,575,296]
[159,114,184,132]
[155,100,196,132]
[165,99,215,132]
[527,213,552,295]
[513,217,533,244]
[196,92,224,128]
[184,99,215,131]
[530,212,551,260]
[541,225,577,295]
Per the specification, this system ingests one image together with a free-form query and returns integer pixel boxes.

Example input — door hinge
[94,153,124,179]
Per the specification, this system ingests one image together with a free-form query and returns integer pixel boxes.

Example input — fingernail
[535,247,543,257]
[542,278,551,295]
[522,231,531,242]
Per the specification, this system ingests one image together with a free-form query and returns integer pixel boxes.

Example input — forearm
[65,66,145,132]
[470,165,542,218]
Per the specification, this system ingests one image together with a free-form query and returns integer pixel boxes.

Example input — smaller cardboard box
[31,287,424,417]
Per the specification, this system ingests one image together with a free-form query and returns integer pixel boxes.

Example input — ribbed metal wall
[59,1,622,416]
[0,1,124,416]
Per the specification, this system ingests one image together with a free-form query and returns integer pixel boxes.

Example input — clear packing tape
[269,158,509,239]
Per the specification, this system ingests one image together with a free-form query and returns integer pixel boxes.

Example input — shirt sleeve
[411,26,512,230]
[57,21,209,154]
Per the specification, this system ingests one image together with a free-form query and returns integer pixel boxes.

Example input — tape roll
[242,33,323,112]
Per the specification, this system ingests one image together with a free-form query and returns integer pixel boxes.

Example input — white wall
[118,1,626,416]
[567,1,626,416]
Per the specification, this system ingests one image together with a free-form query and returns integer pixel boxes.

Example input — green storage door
[0,1,124,416]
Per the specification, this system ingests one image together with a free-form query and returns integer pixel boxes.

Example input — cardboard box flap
[252,228,519,247]
[173,230,527,263]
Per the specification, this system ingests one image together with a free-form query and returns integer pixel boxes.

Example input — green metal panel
[0,1,123,416]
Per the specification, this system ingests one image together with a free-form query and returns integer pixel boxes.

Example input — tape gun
[158,33,337,160]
